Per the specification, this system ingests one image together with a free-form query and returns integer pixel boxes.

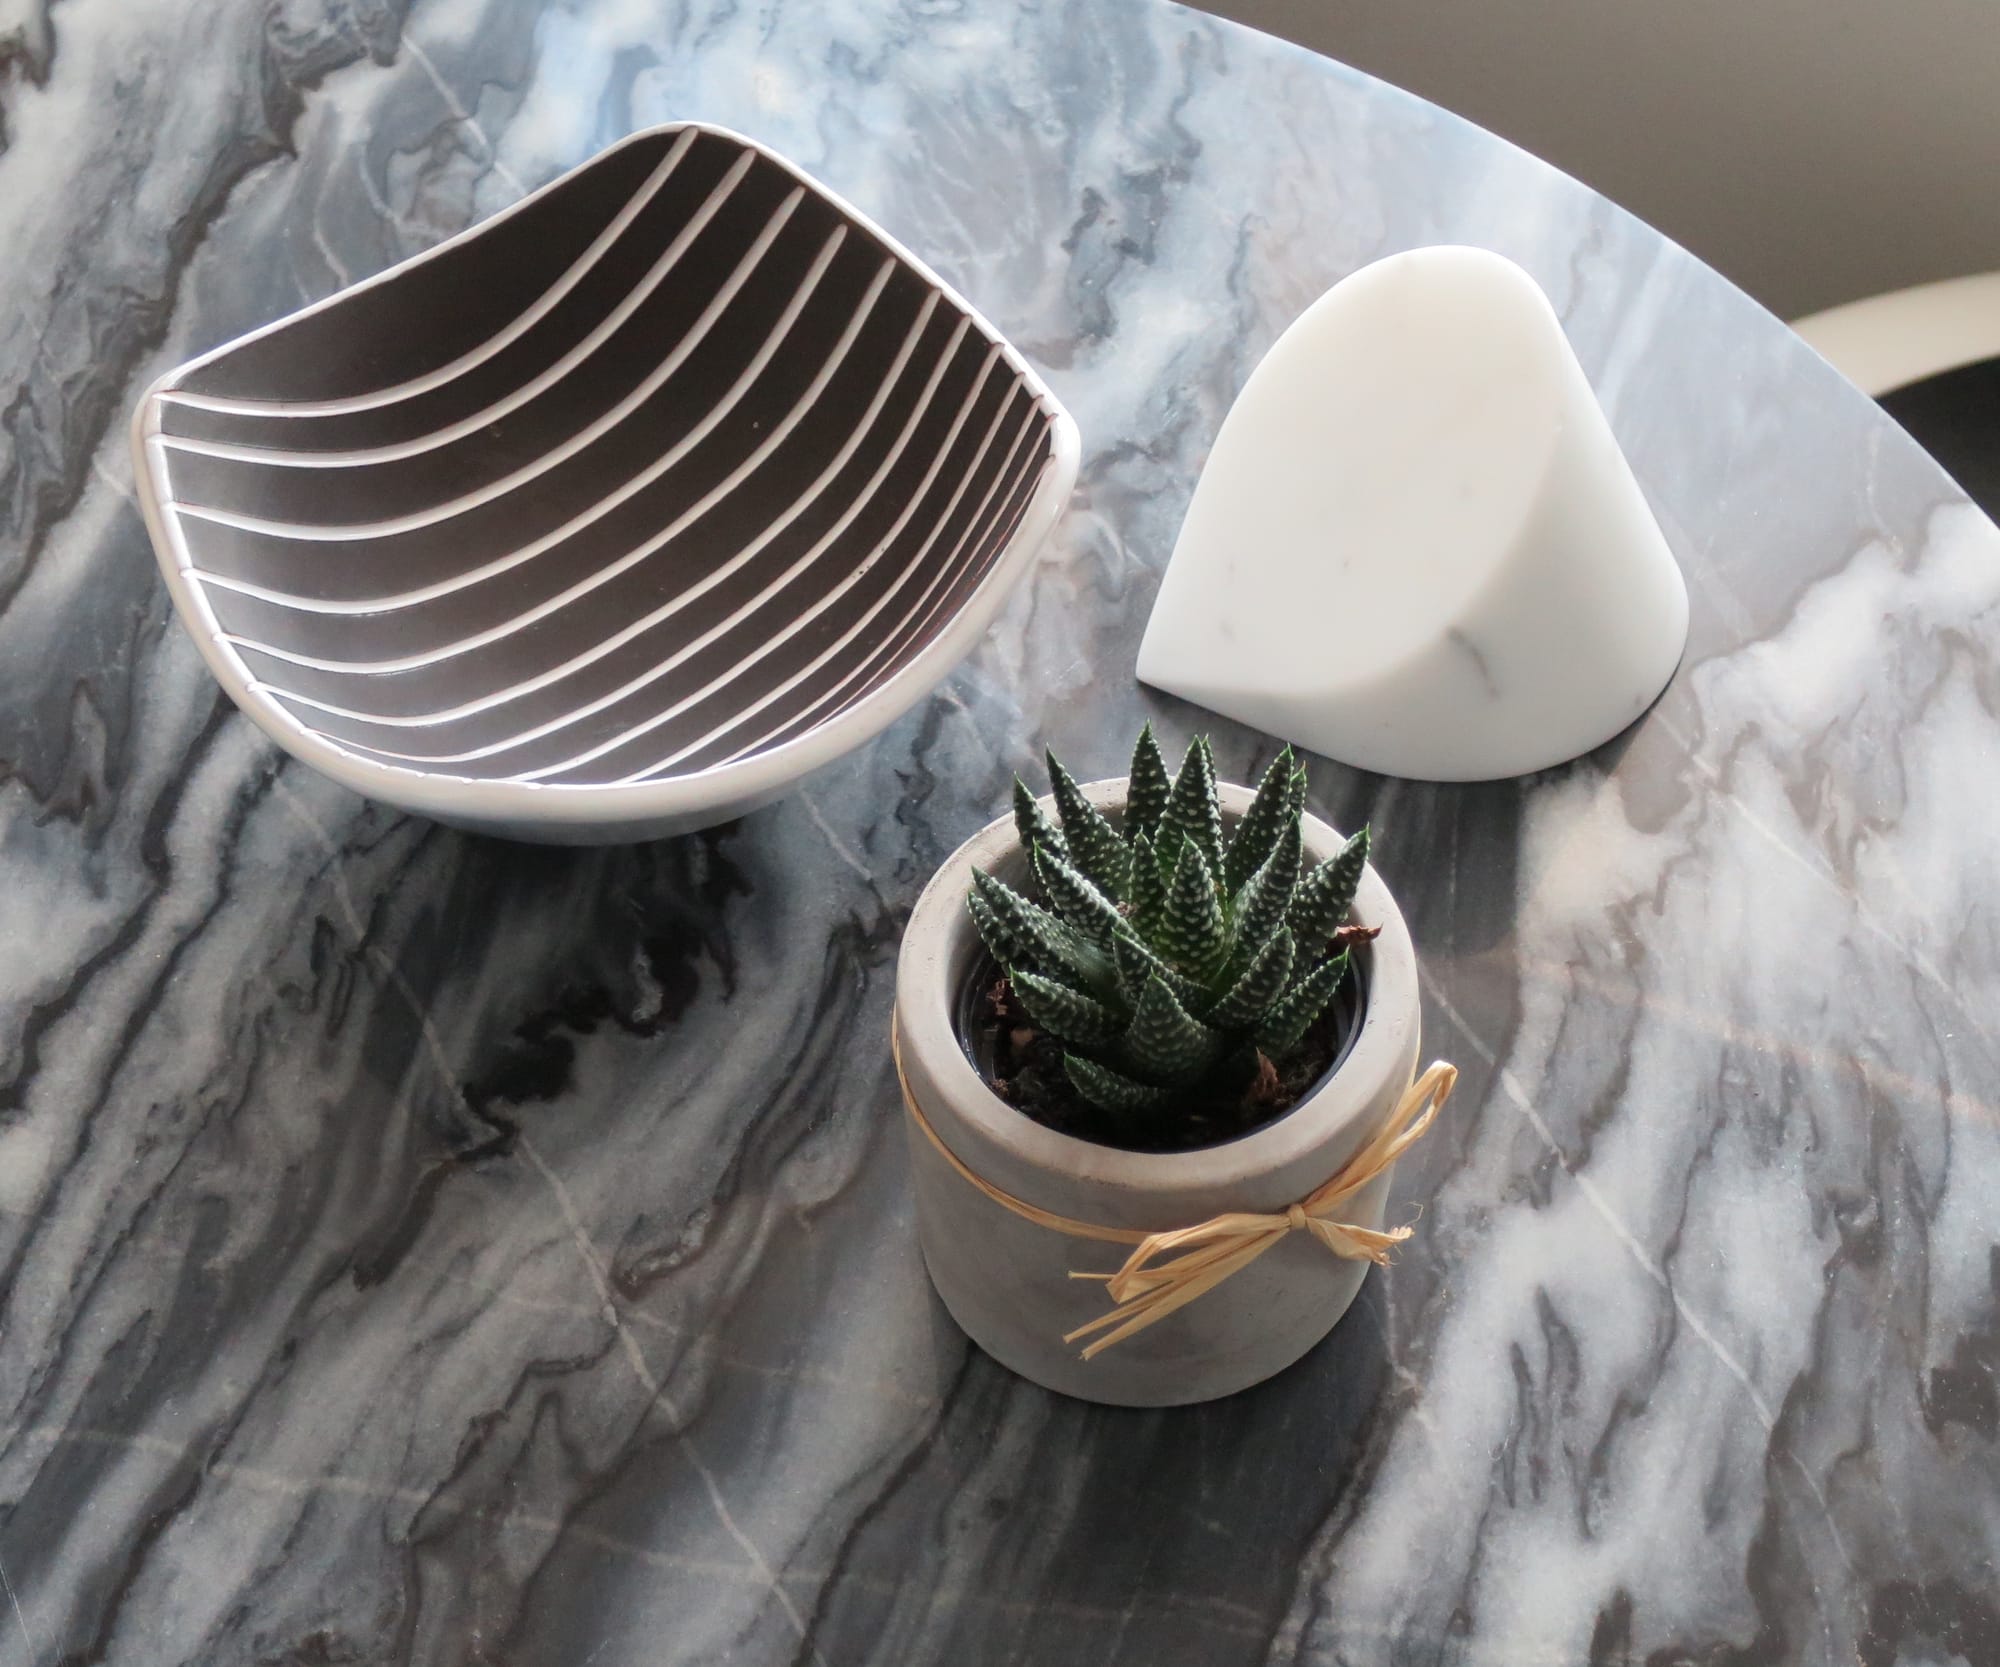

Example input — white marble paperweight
[1137,245,1689,781]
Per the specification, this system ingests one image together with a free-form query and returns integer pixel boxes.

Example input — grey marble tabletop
[3,1,1997,1663]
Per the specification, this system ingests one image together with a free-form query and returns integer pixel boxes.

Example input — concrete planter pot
[895,777,1422,1406]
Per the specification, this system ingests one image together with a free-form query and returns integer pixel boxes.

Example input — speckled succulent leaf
[1126,832,1169,937]
[1122,972,1223,1086]
[1229,818,1303,963]
[1257,950,1351,1054]
[1033,847,1125,948]
[967,886,1035,970]
[1124,723,1172,848]
[1289,826,1371,950]
[971,868,1113,993]
[1208,926,1296,1029]
[1222,746,1297,892]
[1012,776,1069,866]
[1112,928,1213,1016]
[976,731,1371,1122]
[1157,736,1224,883]
[1046,751,1132,900]
[1065,1053,1173,1114]
[1011,968,1127,1047]
[1154,838,1227,978]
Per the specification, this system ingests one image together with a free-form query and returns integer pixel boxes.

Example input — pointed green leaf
[1112,928,1212,1015]
[1257,949,1351,1055]
[1122,972,1223,1085]
[971,869,1112,993]
[1012,777,1069,866]
[1124,724,1172,848]
[967,887,1033,970]
[1229,819,1303,961]
[1208,928,1296,1029]
[1154,838,1227,977]
[1286,760,1310,825]
[1222,747,1296,892]
[1034,848,1125,948]
[1012,968,1126,1046]
[1046,752,1131,900]
[1157,736,1223,884]
[1065,1054,1173,1115]
[1290,827,1371,950]
[1126,832,1168,938]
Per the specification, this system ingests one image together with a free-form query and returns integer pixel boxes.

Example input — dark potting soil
[954,952,1366,1155]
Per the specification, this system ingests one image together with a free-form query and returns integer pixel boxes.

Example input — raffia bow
[893,1015,1455,1359]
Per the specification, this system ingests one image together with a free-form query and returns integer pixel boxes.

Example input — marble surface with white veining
[1,0,1996,1662]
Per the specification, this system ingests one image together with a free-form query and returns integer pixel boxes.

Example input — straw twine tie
[893,1016,1455,1359]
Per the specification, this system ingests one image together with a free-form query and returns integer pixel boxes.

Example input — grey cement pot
[895,778,1422,1407]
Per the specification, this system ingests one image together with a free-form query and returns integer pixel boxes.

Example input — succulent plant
[968,726,1371,1119]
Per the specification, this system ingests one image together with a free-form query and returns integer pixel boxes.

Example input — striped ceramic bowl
[132,123,1078,843]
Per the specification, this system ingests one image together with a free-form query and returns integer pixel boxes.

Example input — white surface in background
[1793,271,2000,397]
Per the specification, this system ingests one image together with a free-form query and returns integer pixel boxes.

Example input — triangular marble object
[1137,246,1688,781]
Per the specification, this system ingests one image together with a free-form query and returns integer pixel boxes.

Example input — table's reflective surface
[1,1,1995,1661]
